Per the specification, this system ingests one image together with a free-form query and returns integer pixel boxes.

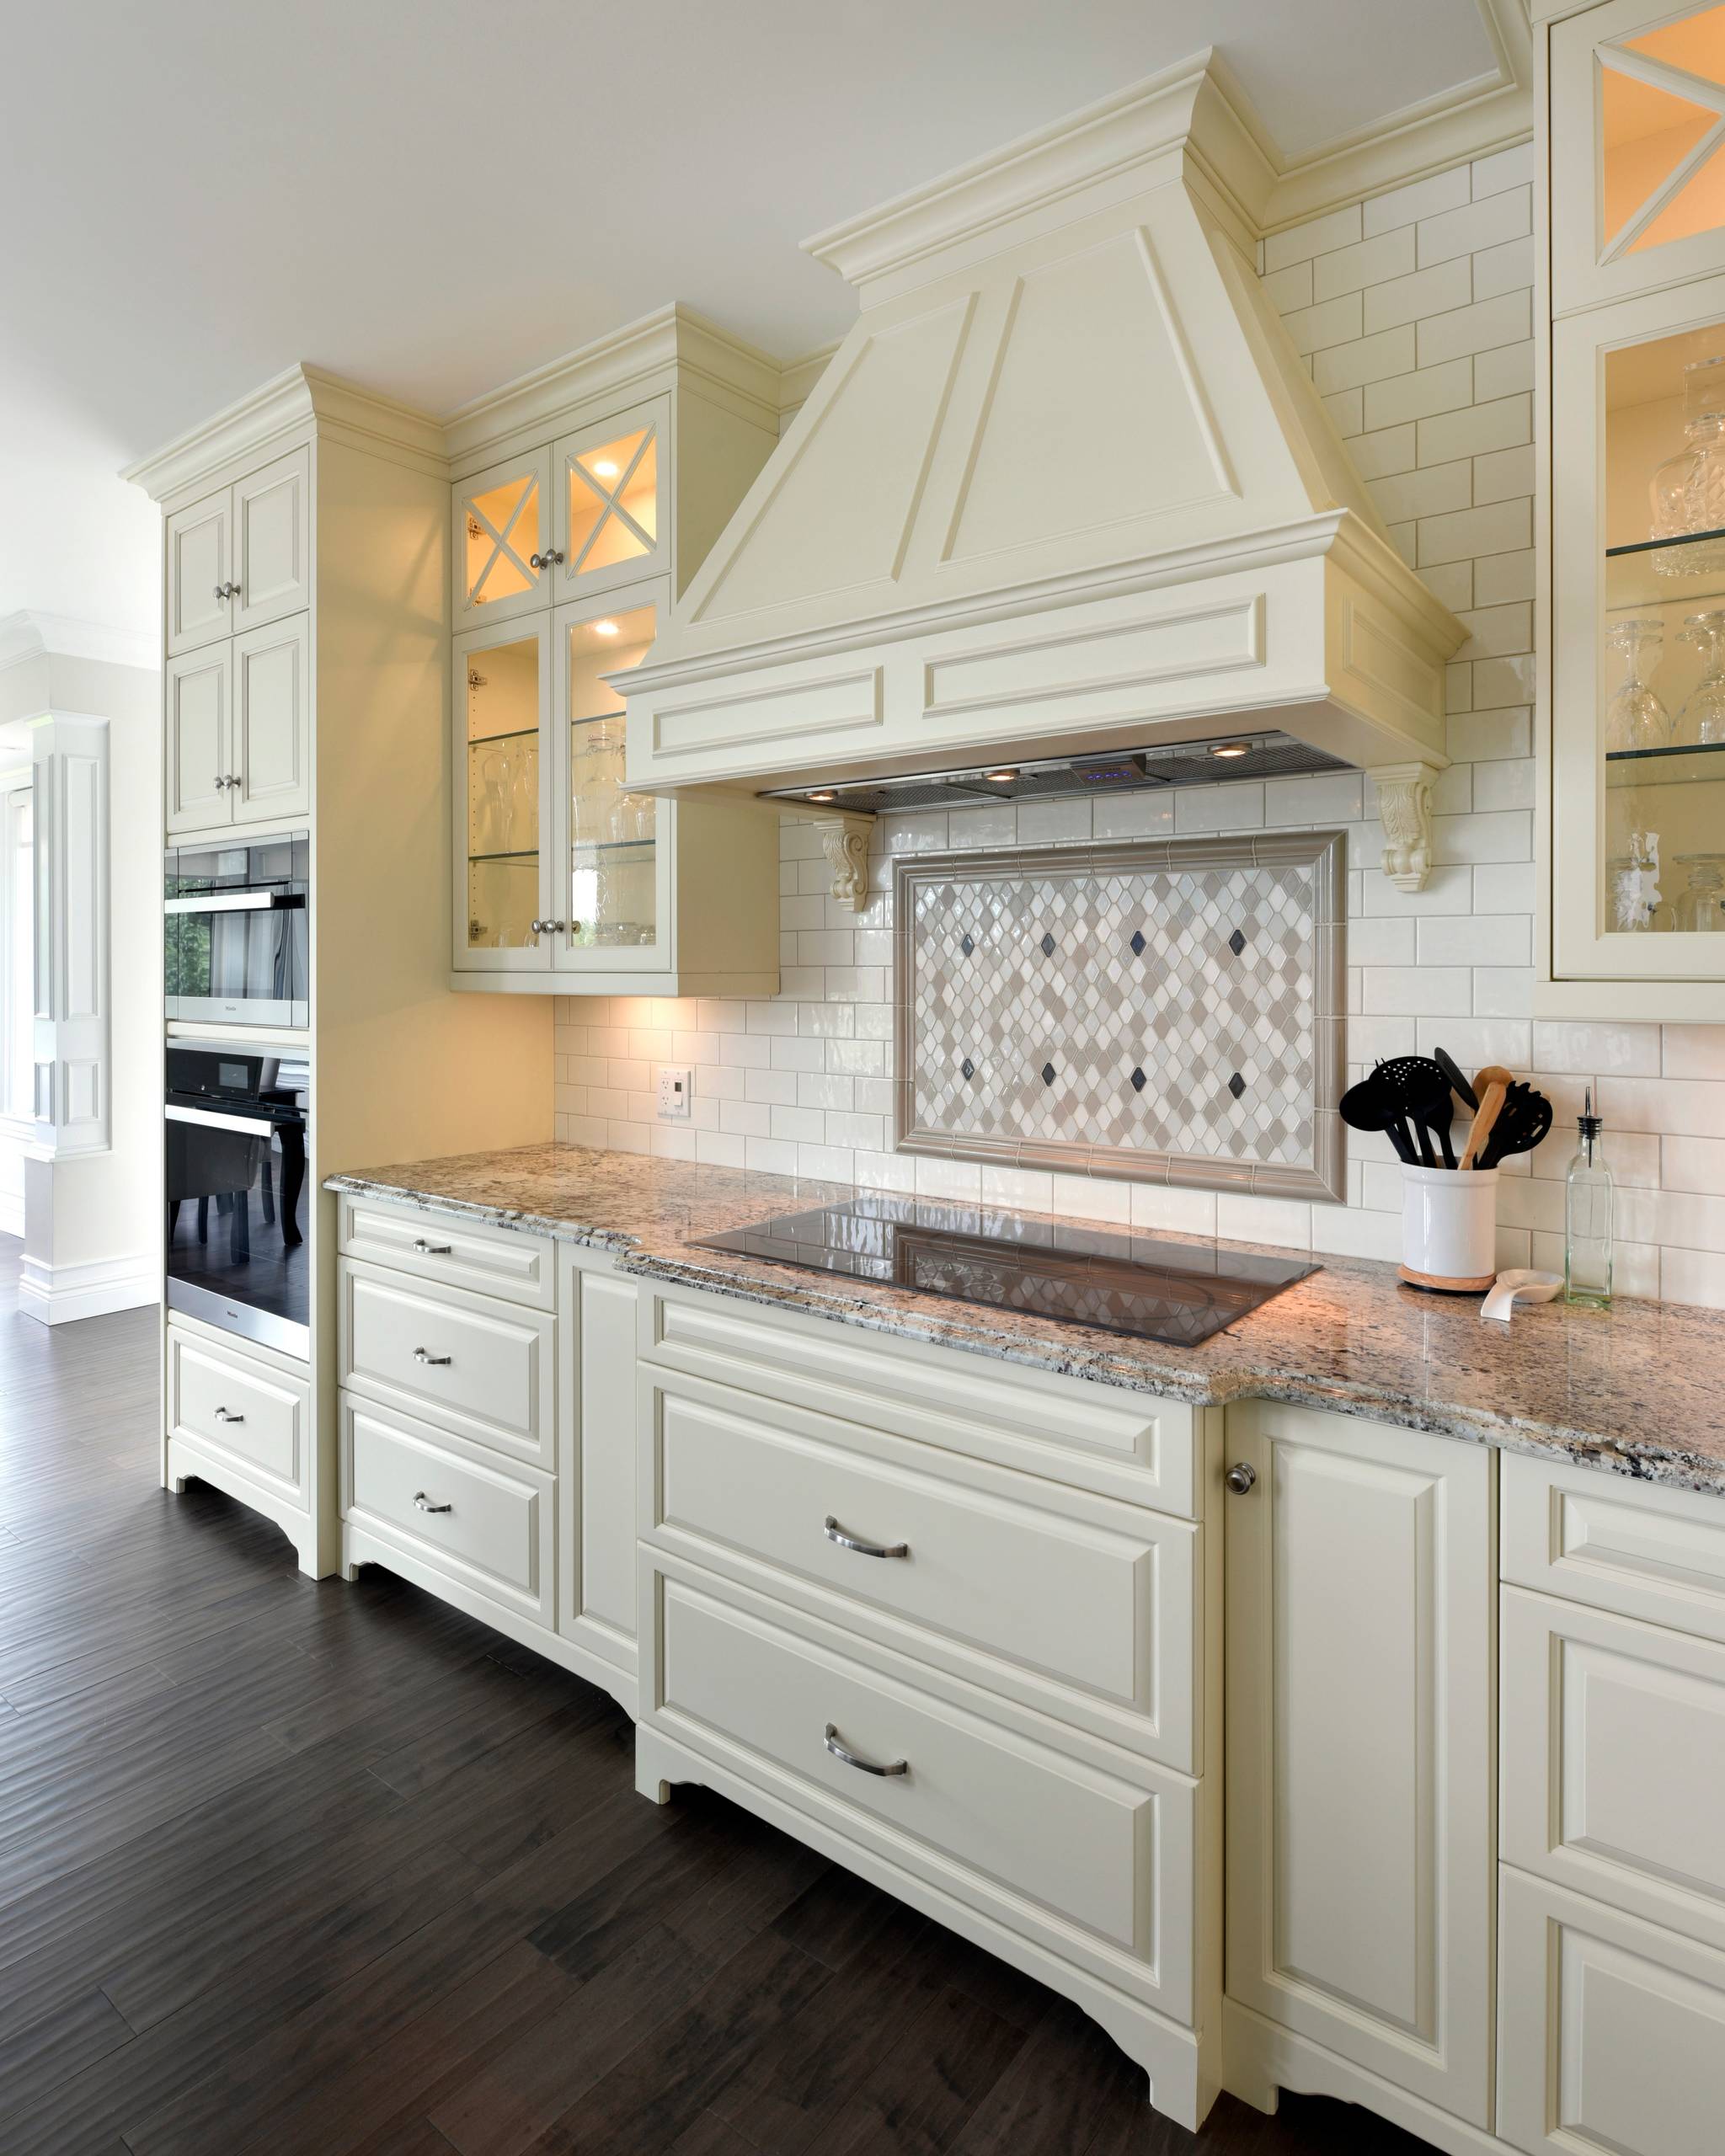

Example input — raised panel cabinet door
[164,644,232,834]
[166,486,232,655]
[1224,1401,1494,2126]
[451,446,555,631]
[1498,1866,1725,2156]
[232,447,311,632]
[231,613,309,825]
[1551,0,1725,317]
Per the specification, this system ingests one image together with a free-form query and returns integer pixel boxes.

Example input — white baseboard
[19,1250,158,1326]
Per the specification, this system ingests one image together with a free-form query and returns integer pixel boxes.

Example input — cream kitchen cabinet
[1222,1400,1496,2136]
[451,576,781,996]
[166,446,311,655]
[164,612,309,833]
[444,311,786,998]
[1539,0,1725,1018]
[333,1189,638,1716]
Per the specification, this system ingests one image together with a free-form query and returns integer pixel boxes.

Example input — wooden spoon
[1459,1082,1507,1170]
[1473,1063,1514,1095]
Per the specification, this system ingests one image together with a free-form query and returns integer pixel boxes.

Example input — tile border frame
[891,830,1348,1203]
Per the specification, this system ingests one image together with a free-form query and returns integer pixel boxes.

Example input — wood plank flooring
[0,1236,1434,2155]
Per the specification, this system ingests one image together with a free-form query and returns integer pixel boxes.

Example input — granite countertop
[327,1142,1725,1499]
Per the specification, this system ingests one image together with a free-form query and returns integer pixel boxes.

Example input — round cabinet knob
[1225,1461,1258,1496]
[528,547,565,570]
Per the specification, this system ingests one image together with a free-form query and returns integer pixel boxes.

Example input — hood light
[806,789,836,803]
[1210,742,1250,759]
[983,768,1018,782]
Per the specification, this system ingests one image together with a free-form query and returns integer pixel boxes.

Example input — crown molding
[442,302,785,468]
[0,609,157,676]
[777,342,841,421]
[123,363,446,502]
[803,12,1531,291]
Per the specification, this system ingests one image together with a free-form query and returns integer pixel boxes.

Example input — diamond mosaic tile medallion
[893,832,1346,1201]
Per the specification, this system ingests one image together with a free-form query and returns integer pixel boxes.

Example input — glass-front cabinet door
[552,583,669,972]
[1552,1,1725,312]
[451,447,556,630]
[551,398,667,602]
[452,617,553,974]
[1552,275,1725,985]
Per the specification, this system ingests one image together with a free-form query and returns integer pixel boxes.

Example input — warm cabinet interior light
[593,619,620,636]
[984,768,1018,782]
[1210,742,1250,758]
[592,459,620,478]
[806,789,836,803]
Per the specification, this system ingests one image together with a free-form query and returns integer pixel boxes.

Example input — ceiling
[0,0,1509,645]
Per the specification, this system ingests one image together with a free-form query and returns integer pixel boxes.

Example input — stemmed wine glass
[1606,618,1671,752]
[1678,611,1725,744]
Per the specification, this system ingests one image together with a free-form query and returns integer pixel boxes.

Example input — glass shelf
[1606,739,1725,784]
[467,724,538,750]
[467,849,538,865]
[570,837,654,855]
[1607,524,1725,557]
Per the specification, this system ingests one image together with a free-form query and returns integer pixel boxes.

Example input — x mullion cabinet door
[452,447,556,632]
[552,398,668,602]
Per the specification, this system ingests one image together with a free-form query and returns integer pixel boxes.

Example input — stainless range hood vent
[764,732,1349,817]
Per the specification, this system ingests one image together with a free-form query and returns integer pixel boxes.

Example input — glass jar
[1675,853,1725,931]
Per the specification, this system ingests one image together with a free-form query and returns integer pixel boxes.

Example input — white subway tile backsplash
[1418,392,1530,466]
[1263,200,1364,272]
[1415,289,1531,367]
[1663,1026,1725,1080]
[1314,324,1417,395]
[1363,166,1471,237]
[1283,289,1365,354]
[1472,235,1535,301]
[1471,548,1535,605]
[1415,184,1530,268]
[1662,1135,1725,1194]
[1312,224,1417,299]
[1473,339,1534,400]
[1471,141,1534,199]
[1364,966,1471,1015]
[1415,914,1533,966]
[1364,255,1472,334]
[1364,355,1475,430]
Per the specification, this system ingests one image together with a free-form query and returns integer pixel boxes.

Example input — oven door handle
[163,891,305,914]
[164,1104,278,1137]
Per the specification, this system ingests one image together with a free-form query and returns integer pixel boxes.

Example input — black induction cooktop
[690,1195,1317,1348]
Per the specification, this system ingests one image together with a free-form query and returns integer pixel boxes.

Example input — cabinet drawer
[1503,1586,1725,1954]
[1502,1452,1725,1646]
[641,1284,1196,1515]
[642,1368,1198,1770]
[1497,1867,1725,2156]
[166,1322,308,1503]
[336,1191,555,1310]
[338,1260,553,1468]
[644,1558,1188,2015]
[340,1392,553,1627]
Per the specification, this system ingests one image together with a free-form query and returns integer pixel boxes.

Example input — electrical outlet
[657,1066,692,1120]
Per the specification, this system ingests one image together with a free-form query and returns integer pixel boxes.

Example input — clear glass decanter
[1564,1090,1614,1310]
[1651,355,1725,574]
[1605,619,1671,750]
[1679,609,1725,743]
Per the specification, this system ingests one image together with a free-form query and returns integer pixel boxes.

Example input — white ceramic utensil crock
[1400,1164,1499,1291]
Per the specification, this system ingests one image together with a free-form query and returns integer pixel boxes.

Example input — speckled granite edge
[326,1145,1725,1502]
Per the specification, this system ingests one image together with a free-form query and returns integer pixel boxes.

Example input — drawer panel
[339,1259,553,1467]
[336,1191,555,1310]
[649,1562,1183,2005]
[166,1322,308,1502]
[340,1392,552,1625]
[643,1369,1197,1770]
[641,1283,1196,1515]
[1502,1453,1725,1646]
[1498,1866,1725,2156]
[1503,1586,1725,1954]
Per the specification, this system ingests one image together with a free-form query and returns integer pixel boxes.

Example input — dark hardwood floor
[0,1235,1432,2155]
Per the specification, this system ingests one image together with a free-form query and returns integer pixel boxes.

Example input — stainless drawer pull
[213,1406,243,1424]
[412,1238,453,1257]
[824,1722,907,1778]
[412,1348,452,1367]
[413,1492,452,1514]
[825,1514,908,1561]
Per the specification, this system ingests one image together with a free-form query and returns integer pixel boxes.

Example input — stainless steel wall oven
[165,831,308,1028]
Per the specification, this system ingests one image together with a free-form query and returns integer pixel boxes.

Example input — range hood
[622,53,1465,896]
